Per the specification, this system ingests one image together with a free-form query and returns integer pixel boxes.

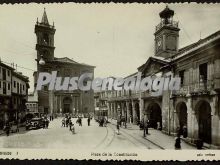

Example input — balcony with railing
[172,80,213,97]
[155,19,179,32]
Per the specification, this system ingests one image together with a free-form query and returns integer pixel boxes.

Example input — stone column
[139,99,144,120]
[125,102,129,122]
[186,96,194,142]
[173,109,179,136]
[72,96,75,114]
[111,103,114,119]
[131,101,136,124]
[211,95,220,146]
[109,102,112,118]
[53,95,56,114]
[108,103,111,118]
[192,111,198,142]
[121,102,125,116]
[59,95,62,113]
[49,91,53,114]
[107,102,110,119]
[114,102,117,119]
[115,102,118,119]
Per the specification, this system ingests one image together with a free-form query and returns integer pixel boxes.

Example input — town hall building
[98,6,220,148]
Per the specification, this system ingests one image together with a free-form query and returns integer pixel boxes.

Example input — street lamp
[125,107,127,129]
[117,104,121,126]
[39,55,45,65]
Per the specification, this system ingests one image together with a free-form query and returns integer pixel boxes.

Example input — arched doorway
[176,102,187,136]
[129,103,133,123]
[147,102,162,129]
[195,100,212,144]
[63,97,72,114]
[135,103,140,123]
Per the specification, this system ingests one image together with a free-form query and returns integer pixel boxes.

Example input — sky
[0,3,220,92]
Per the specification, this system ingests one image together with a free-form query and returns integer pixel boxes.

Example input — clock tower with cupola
[154,6,180,59]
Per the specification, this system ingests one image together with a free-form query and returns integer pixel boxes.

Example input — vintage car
[26,117,44,130]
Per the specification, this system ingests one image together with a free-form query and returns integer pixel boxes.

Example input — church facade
[34,9,95,116]
[98,6,220,148]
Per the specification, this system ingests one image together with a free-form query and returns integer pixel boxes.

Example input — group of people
[62,115,75,134]
[3,122,11,136]
[76,117,82,126]
[61,115,93,134]
[62,115,72,127]
[42,116,50,129]
[76,116,92,127]
[98,116,107,127]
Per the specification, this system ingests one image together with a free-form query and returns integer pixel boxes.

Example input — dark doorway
[196,101,211,144]
[63,97,72,114]
[147,103,162,130]
[176,102,187,136]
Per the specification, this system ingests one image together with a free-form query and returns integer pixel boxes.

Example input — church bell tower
[154,6,180,59]
[35,8,56,65]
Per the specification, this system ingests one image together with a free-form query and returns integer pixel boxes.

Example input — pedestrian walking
[87,117,90,126]
[175,136,181,149]
[116,122,120,135]
[4,122,10,136]
[69,120,73,131]
[71,124,75,134]
[45,118,49,129]
[103,117,107,127]
[144,119,149,135]
[79,117,82,126]
[43,118,46,129]
[62,118,65,127]
[66,117,69,127]
[76,118,79,126]
[76,117,82,126]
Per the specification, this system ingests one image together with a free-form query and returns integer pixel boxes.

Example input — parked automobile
[26,117,44,130]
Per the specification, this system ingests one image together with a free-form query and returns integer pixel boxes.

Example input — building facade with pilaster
[34,9,95,116]
[0,61,29,128]
[98,6,220,148]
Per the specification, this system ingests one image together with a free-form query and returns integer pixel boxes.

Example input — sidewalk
[109,119,196,149]
[0,126,26,136]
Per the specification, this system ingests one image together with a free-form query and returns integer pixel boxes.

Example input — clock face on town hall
[154,6,180,58]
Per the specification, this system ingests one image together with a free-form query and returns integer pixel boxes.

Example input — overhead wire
[0,60,36,72]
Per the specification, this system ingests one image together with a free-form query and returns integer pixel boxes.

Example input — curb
[109,121,198,150]
[109,121,165,149]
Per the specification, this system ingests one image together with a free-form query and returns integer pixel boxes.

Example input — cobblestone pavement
[0,118,196,150]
